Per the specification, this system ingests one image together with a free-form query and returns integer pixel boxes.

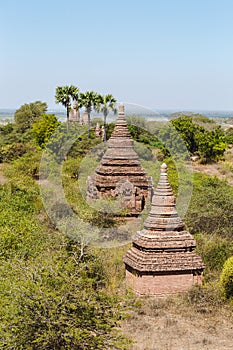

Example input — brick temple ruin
[86,104,153,216]
[123,163,205,296]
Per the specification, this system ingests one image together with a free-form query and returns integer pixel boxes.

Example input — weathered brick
[123,163,205,296]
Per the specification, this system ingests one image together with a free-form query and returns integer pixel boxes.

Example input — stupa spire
[123,163,205,296]
[86,104,153,216]
[143,163,184,232]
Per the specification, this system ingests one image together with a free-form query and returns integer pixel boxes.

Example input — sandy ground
[122,299,233,350]
[0,164,7,184]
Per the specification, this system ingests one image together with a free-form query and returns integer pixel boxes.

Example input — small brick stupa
[123,163,205,296]
[86,104,153,216]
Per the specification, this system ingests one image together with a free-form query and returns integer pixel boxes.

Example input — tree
[169,116,227,162]
[32,114,60,148]
[98,94,117,145]
[195,126,226,163]
[79,91,101,138]
[14,101,47,132]
[171,116,199,154]
[55,85,79,132]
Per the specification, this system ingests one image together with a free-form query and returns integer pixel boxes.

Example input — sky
[1,0,233,111]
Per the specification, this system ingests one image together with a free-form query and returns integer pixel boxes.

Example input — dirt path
[0,164,7,184]
[122,300,233,350]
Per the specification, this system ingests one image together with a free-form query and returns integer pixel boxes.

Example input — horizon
[1,0,233,111]
[1,106,233,115]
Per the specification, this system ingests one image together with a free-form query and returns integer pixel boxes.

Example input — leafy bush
[195,234,233,280]
[0,122,14,135]
[0,243,128,349]
[225,127,233,144]
[3,148,42,179]
[0,142,30,162]
[127,124,162,150]
[161,116,228,162]
[32,114,60,148]
[0,184,44,260]
[220,256,233,299]
[185,173,233,239]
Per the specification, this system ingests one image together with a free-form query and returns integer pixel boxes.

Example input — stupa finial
[161,163,167,173]
[119,103,125,114]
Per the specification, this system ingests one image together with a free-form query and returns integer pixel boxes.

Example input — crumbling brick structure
[86,104,153,216]
[123,163,205,296]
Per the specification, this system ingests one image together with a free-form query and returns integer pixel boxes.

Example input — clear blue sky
[1,0,233,111]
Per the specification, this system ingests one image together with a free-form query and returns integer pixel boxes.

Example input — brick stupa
[86,104,153,216]
[123,163,205,296]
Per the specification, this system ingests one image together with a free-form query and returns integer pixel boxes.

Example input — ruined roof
[123,163,205,272]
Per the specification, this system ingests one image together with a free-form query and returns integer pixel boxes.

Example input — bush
[3,148,42,180]
[186,284,223,310]
[220,256,233,299]
[0,244,128,349]
[225,127,233,144]
[167,116,227,162]
[195,234,233,280]
[185,173,233,239]
[0,142,33,162]
[32,114,60,148]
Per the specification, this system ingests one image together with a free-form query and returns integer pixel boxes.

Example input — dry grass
[191,147,233,185]
[122,294,233,350]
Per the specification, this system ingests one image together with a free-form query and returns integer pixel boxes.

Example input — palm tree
[99,94,117,145]
[79,91,101,138]
[55,85,79,132]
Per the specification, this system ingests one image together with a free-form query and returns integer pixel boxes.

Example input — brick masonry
[125,268,203,296]
[123,163,205,296]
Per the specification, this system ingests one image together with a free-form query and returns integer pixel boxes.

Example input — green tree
[55,85,79,132]
[220,256,233,299]
[196,126,226,163]
[171,116,199,154]
[79,91,101,138]
[32,114,60,148]
[14,101,47,132]
[168,116,227,162]
[158,122,190,159]
[98,94,117,145]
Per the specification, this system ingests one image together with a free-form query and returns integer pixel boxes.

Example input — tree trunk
[104,111,107,146]
[87,108,91,138]
[66,106,69,133]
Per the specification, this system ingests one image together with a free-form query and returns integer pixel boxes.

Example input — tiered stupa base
[86,104,153,216]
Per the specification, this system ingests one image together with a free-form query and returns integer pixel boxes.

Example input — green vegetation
[225,127,233,144]
[32,114,60,148]
[98,94,117,144]
[14,101,47,132]
[55,85,79,132]
[0,153,129,349]
[220,256,233,299]
[160,116,227,162]
[0,102,233,348]
[79,91,102,138]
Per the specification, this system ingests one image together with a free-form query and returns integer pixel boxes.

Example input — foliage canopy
[14,101,47,132]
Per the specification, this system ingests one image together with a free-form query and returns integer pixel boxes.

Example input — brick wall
[125,269,203,296]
